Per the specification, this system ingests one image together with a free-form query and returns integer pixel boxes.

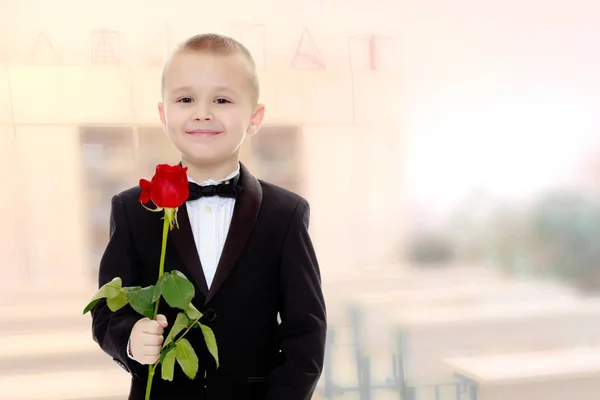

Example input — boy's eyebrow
[213,86,237,94]
[170,85,194,94]
[169,85,238,95]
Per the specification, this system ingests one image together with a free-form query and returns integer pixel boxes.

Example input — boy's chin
[180,152,240,167]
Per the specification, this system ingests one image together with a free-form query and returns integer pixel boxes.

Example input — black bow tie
[187,176,243,201]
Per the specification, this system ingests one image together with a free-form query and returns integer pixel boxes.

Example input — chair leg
[323,327,336,399]
[358,355,371,400]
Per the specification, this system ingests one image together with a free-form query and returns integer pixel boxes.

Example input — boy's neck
[182,158,240,184]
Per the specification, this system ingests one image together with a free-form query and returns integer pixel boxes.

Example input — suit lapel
[206,163,263,304]
[170,204,210,298]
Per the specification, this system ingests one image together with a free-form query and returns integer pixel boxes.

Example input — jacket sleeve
[90,194,145,378]
[265,198,327,400]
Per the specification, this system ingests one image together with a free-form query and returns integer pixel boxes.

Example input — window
[250,125,302,194]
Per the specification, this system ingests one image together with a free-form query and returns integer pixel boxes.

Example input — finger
[142,322,163,335]
[156,314,168,328]
[142,335,164,346]
[135,317,150,328]
[143,347,162,357]
[148,356,160,364]
[141,355,159,365]
[135,344,160,356]
[131,349,157,363]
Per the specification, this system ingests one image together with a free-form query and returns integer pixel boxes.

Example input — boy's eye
[215,98,231,104]
[177,97,193,103]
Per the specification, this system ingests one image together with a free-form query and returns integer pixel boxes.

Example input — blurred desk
[445,347,600,400]
[0,368,130,400]
[391,298,600,387]
[320,265,506,397]
[0,284,129,400]
[346,279,578,355]
[324,265,505,326]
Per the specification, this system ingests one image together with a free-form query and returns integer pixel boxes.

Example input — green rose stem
[81,165,216,400]
[145,208,176,400]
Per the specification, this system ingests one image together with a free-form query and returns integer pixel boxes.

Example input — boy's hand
[128,314,168,365]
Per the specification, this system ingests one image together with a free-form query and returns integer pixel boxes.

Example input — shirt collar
[188,162,240,187]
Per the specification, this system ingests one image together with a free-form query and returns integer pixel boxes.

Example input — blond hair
[161,33,259,103]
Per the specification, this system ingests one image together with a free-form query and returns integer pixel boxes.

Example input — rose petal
[142,164,190,208]
[139,179,152,203]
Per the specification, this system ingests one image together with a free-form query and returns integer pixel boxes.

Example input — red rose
[139,164,189,208]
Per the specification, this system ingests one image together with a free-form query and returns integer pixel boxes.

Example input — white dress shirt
[186,164,239,288]
[127,163,239,360]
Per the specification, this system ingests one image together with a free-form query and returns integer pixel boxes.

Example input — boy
[90,33,327,400]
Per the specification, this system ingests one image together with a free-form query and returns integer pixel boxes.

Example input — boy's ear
[247,104,265,136]
[158,102,167,130]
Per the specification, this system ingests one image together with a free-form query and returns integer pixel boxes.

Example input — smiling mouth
[186,130,222,136]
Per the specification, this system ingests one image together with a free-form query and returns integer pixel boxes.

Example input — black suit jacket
[90,164,327,400]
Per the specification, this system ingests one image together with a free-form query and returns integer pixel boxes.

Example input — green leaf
[185,303,202,320]
[158,271,195,310]
[163,312,190,348]
[159,343,176,363]
[176,338,199,379]
[200,323,219,368]
[152,284,162,302]
[106,289,128,312]
[126,286,156,318]
[82,277,123,314]
[161,348,177,381]
[82,299,102,315]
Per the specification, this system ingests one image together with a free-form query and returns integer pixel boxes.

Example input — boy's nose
[193,106,213,120]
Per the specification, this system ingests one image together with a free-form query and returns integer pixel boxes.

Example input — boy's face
[158,50,264,167]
